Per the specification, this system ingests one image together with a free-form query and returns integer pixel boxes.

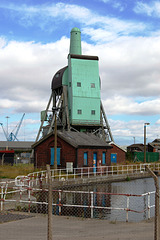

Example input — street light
[6,116,9,150]
[144,123,150,163]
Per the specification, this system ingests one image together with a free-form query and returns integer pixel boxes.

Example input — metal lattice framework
[35,86,114,143]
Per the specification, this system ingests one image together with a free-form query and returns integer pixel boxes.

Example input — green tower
[69,27,82,55]
[68,28,100,129]
[37,28,113,142]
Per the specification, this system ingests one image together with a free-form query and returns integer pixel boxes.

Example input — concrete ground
[0,213,155,240]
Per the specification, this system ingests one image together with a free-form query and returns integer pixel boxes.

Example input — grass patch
[126,176,131,181]
[0,164,35,179]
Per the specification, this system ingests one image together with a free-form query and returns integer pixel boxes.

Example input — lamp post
[6,116,9,150]
[144,123,150,163]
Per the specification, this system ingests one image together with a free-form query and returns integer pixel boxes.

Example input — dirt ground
[0,213,155,240]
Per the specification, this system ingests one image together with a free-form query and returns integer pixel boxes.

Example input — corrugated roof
[110,142,127,152]
[33,131,111,149]
[58,131,110,148]
[0,141,34,150]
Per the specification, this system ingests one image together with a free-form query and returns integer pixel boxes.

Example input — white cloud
[134,1,160,17]
[112,2,125,12]
[0,2,146,40]
[1,1,160,144]
[103,96,160,116]
[109,118,159,145]
[1,33,160,119]
[0,37,69,114]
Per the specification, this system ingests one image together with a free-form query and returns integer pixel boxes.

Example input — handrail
[0,181,157,222]
[26,162,160,184]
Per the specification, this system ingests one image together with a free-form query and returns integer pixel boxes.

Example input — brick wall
[34,134,113,168]
[77,148,110,168]
[34,134,76,168]
[106,144,126,165]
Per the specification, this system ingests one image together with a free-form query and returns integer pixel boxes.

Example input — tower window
[91,110,95,115]
[69,82,71,87]
[77,82,81,87]
[91,83,95,88]
[77,109,82,114]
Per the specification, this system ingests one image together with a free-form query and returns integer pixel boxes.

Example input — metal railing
[25,162,160,185]
[0,177,156,222]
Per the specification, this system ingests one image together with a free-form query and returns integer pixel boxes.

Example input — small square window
[91,110,95,115]
[91,83,95,88]
[77,82,81,87]
[77,109,82,114]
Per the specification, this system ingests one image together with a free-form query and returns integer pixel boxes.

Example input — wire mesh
[0,165,159,239]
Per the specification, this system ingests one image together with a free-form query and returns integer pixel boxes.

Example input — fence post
[148,192,150,220]
[126,196,129,222]
[1,186,4,211]
[47,165,53,240]
[59,190,62,215]
[146,166,159,240]
[91,192,94,219]
[74,168,76,180]
[28,179,31,213]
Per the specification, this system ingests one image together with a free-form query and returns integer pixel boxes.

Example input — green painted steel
[68,57,101,125]
[133,152,159,162]
[62,67,68,85]
[41,110,47,121]
[69,28,82,55]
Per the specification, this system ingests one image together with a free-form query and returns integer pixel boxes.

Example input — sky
[0,0,160,146]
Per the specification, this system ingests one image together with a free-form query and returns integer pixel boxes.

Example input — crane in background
[0,113,25,141]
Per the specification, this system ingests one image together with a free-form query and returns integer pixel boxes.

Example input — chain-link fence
[0,164,159,239]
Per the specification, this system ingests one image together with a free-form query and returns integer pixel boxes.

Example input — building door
[93,152,97,173]
[84,152,88,166]
[51,148,61,166]
[111,153,117,164]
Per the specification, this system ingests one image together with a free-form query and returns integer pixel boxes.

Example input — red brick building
[32,131,112,169]
[106,142,126,165]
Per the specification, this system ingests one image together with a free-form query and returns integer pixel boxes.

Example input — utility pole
[53,112,57,171]
[144,123,150,163]
[6,116,9,150]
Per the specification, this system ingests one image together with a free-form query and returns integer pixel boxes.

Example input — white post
[148,192,150,220]
[59,190,62,215]
[28,179,31,213]
[59,169,61,181]
[126,196,129,222]
[74,168,76,180]
[91,192,94,219]
[1,186,4,211]
[67,169,68,180]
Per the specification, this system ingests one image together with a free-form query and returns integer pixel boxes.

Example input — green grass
[0,164,35,179]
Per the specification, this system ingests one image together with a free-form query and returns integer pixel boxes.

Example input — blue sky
[0,0,160,145]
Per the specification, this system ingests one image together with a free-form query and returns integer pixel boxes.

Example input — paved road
[0,213,154,240]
